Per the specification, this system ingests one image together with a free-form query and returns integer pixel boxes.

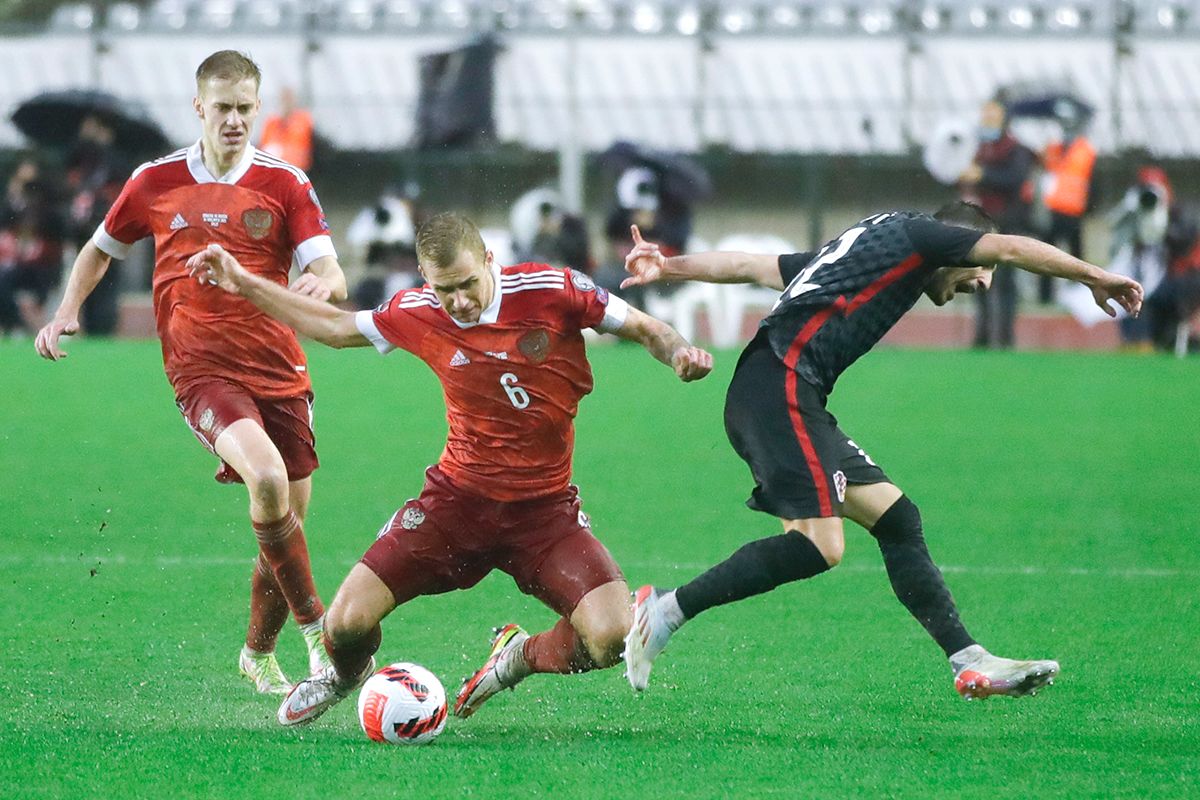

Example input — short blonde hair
[195,50,262,91]
[416,212,486,271]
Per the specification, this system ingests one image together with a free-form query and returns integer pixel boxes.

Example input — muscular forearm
[661,252,772,286]
[305,256,348,302]
[54,241,111,319]
[239,271,357,347]
[977,234,1106,285]
[636,314,690,368]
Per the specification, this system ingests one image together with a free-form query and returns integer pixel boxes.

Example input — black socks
[675,530,832,619]
[870,495,976,656]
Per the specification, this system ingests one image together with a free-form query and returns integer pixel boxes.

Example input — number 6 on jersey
[500,372,530,409]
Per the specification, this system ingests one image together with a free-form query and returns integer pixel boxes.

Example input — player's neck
[200,139,248,179]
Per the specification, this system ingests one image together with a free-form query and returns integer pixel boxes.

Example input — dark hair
[195,50,262,91]
[933,201,999,233]
[415,212,485,271]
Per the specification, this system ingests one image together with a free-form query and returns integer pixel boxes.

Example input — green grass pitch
[3,338,1197,799]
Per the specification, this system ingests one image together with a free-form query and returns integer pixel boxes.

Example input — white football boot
[950,645,1059,700]
[623,585,675,692]
[454,624,530,719]
[277,657,375,726]
[299,617,334,676]
[239,648,292,695]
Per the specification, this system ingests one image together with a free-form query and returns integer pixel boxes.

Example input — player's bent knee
[579,623,627,668]
[243,462,290,512]
[869,495,922,543]
[796,528,844,568]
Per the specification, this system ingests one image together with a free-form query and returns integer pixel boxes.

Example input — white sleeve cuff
[595,293,630,333]
[294,235,337,271]
[355,310,394,354]
[92,223,132,260]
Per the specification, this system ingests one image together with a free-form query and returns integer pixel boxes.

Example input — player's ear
[193,95,203,120]
[484,249,494,268]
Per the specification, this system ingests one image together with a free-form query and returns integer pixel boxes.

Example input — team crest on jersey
[242,208,274,240]
[518,329,551,363]
[401,506,425,530]
[198,408,215,432]
[569,269,596,292]
[833,470,847,503]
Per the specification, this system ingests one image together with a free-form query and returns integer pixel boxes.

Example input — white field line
[0,553,1188,578]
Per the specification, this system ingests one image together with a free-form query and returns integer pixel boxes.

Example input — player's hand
[672,346,713,382]
[35,315,80,361]
[622,224,667,289]
[186,244,247,295]
[289,271,332,302]
[1091,272,1144,318]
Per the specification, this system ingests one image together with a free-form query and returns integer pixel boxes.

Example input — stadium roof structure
[2,1,1199,156]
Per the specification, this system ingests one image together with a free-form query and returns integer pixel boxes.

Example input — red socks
[245,555,290,651]
[252,510,325,626]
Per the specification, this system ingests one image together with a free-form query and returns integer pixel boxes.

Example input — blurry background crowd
[3,0,1200,353]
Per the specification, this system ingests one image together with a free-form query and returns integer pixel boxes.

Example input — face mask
[977,126,1002,143]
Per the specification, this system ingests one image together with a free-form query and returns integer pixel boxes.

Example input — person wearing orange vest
[1038,111,1096,302]
[259,86,314,172]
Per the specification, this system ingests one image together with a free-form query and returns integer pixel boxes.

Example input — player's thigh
[213,418,288,487]
[724,344,848,520]
[360,478,493,607]
[843,482,904,531]
[327,563,397,638]
[501,492,625,619]
[255,392,319,483]
[176,379,267,470]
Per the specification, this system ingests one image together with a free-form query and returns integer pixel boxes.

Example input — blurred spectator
[598,168,677,309]
[65,114,128,335]
[345,184,423,309]
[0,156,66,336]
[509,187,591,272]
[1036,105,1096,304]
[1107,165,1171,350]
[258,86,314,172]
[1147,190,1200,353]
[959,99,1036,348]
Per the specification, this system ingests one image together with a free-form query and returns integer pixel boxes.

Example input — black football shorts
[723,336,888,519]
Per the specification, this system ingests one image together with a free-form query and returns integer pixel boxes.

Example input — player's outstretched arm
[187,244,369,348]
[291,255,348,303]
[969,233,1144,318]
[35,240,113,361]
[612,306,713,382]
[621,225,785,290]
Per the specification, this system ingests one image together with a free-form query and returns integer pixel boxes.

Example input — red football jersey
[356,263,630,501]
[94,141,335,398]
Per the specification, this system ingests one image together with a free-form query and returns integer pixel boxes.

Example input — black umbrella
[596,140,712,204]
[12,89,170,153]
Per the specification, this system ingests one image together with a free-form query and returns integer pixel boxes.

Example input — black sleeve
[778,250,818,286]
[903,218,985,267]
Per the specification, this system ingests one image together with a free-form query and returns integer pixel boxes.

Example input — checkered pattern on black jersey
[760,212,939,396]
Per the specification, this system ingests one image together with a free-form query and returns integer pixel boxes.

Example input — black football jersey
[761,212,984,395]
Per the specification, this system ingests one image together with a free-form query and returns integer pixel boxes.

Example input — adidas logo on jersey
[449,350,470,367]
[169,213,188,230]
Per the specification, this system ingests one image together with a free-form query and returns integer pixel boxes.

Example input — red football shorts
[361,466,625,616]
[175,379,318,484]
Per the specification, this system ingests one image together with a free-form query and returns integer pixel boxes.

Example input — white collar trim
[446,261,503,329]
[186,140,256,185]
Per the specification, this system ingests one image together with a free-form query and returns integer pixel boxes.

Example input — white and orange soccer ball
[357,662,448,745]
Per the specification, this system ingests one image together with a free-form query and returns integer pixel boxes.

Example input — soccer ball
[357,662,448,745]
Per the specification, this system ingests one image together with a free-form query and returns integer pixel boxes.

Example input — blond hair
[416,212,486,271]
[195,50,262,91]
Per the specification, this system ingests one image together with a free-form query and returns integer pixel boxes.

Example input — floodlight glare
[632,2,664,33]
[1008,7,1034,28]
[675,7,701,35]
